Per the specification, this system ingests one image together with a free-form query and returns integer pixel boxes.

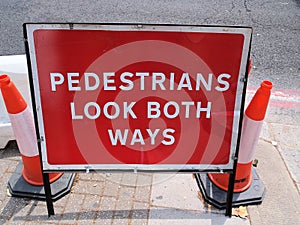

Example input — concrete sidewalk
[0,90,299,225]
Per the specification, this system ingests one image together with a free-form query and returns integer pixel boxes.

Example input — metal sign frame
[23,23,252,217]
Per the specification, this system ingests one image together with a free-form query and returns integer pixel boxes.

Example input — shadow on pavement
[0,140,20,158]
[8,207,229,224]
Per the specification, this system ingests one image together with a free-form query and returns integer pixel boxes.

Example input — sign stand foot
[225,172,235,217]
[43,173,54,216]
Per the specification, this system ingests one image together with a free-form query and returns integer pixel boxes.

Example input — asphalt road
[0,0,299,90]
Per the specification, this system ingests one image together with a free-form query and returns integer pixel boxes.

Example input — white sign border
[24,23,252,172]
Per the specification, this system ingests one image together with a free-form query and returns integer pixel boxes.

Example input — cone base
[208,173,253,193]
[7,162,76,201]
[22,167,63,186]
[195,167,266,209]
[21,155,63,186]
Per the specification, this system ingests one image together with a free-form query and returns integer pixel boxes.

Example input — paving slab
[150,174,205,211]
[247,140,300,225]
[148,207,249,225]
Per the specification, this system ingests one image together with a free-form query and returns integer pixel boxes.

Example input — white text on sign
[50,72,231,92]
[49,71,231,146]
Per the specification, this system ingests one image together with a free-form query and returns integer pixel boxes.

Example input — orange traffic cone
[208,80,273,192]
[0,74,62,186]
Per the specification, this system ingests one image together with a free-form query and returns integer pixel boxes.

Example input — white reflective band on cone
[8,106,39,157]
[238,115,263,164]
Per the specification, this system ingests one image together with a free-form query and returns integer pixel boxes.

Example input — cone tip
[0,74,10,88]
[261,80,272,90]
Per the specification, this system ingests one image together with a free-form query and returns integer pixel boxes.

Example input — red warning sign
[25,24,252,171]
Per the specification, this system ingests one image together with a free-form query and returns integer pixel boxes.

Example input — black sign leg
[42,173,55,216]
[225,171,235,217]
